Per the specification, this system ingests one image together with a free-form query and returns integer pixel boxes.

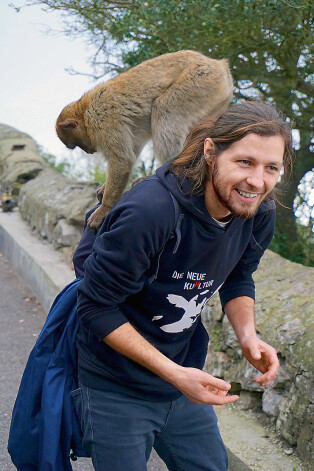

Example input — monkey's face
[56,118,96,154]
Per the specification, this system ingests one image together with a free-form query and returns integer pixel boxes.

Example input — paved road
[0,250,166,471]
[0,251,44,471]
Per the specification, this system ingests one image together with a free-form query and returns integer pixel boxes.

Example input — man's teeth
[237,189,258,198]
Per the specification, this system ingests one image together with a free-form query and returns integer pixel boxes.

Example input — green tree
[40,147,71,175]
[20,0,313,263]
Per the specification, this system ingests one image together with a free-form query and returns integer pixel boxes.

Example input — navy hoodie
[76,161,275,401]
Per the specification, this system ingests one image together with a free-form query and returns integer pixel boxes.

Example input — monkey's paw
[87,205,109,231]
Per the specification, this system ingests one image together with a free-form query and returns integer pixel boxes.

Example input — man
[73,101,293,471]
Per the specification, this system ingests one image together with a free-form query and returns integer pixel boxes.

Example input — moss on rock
[203,250,314,466]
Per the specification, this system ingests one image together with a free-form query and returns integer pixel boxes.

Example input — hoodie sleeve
[77,181,175,341]
[219,204,276,308]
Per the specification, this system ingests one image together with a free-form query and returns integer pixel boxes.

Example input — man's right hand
[171,367,239,405]
[104,323,239,405]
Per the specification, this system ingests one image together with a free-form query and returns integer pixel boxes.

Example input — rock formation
[203,250,314,464]
[0,124,98,259]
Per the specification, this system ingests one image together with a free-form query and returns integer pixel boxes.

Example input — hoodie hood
[156,160,222,229]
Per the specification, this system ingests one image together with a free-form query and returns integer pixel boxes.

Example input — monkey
[56,50,233,230]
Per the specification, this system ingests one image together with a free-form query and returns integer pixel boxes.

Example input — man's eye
[268,166,278,172]
[240,160,250,165]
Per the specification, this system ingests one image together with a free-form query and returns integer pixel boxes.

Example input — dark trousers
[72,383,228,471]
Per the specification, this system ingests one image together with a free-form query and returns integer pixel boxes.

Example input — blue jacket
[8,279,90,471]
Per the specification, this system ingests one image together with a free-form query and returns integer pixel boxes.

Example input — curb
[0,209,253,471]
[0,210,74,312]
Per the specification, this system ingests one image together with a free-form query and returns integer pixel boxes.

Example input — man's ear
[58,119,78,129]
[204,138,215,155]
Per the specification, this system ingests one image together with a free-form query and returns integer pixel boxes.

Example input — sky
[0,1,100,160]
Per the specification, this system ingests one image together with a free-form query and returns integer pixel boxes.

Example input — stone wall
[0,124,98,260]
[1,123,313,465]
[203,250,314,465]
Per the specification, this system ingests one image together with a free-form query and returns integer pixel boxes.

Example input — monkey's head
[56,107,96,154]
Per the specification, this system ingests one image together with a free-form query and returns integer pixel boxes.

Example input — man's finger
[208,394,239,405]
[254,369,277,385]
[210,387,228,397]
[259,352,280,380]
[246,340,262,360]
[254,375,268,385]
[204,373,231,392]
[267,361,279,378]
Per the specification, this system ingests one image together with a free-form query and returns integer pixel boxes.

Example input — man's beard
[211,165,267,220]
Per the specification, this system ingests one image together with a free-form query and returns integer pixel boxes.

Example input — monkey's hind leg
[87,156,134,231]
[151,64,233,163]
[151,92,193,164]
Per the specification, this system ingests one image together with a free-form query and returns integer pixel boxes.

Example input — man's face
[204,133,285,220]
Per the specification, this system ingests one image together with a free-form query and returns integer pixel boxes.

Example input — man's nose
[246,167,264,189]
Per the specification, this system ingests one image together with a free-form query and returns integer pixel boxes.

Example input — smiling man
[204,133,285,220]
[73,101,293,471]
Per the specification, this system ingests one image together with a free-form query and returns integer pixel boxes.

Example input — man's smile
[235,189,261,199]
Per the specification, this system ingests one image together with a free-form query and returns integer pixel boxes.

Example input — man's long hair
[170,101,294,195]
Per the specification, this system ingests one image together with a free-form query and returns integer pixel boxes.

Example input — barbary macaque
[56,50,233,230]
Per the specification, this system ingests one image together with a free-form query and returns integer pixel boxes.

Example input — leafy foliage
[40,146,108,184]
[40,148,71,174]
[270,224,314,266]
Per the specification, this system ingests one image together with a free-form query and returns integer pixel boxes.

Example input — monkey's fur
[56,50,233,230]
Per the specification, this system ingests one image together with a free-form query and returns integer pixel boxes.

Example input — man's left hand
[240,336,280,387]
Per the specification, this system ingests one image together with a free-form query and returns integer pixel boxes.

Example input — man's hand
[224,297,280,387]
[172,367,239,405]
[240,336,280,387]
[105,323,239,405]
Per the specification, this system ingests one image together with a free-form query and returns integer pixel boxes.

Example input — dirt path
[215,405,310,471]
